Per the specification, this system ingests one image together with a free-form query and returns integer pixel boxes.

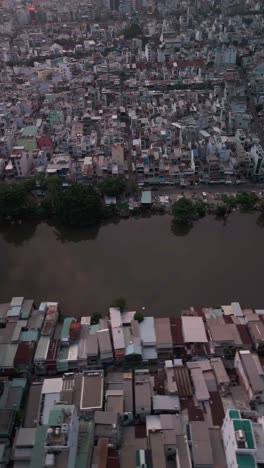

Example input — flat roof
[24,383,42,428]
[80,372,104,411]
[190,421,213,467]
[16,428,36,447]
[34,336,50,361]
[182,316,207,343]
[139,317,156,345]
[112,326,125,350]
[141,191,152,204]
[110,307,122,328]
[42,377,63,394]
[154,318,173,347]
[190,367,210,401]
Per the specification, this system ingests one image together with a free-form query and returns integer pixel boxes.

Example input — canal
[0,213,263,316]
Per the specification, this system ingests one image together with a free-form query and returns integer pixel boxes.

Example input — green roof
[16,138,37,152]
[89,324,100,335]
[236,454,256,468]
[57,346,69,372]
[48,405,73,426]
[21,126,37,138]
[233,419,255,449]
[141,191,152,204]
[30,426,47,468]
[75,420,94,468]
[60,317,74,343]
[229,410,240,419]
[11,378,27,389]
[20,330,39,342]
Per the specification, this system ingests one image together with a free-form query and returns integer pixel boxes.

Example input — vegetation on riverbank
[0,175,263,230]
[172,192,262,227]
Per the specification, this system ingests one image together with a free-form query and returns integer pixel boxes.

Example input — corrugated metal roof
[34,336,50,362]
[20,330,39,342]
[139,317,156,345]
[0,343,18,368]
[60,317,74,343]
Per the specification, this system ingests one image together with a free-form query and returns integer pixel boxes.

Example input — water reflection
[0,222,38,246]
[53,223,101,243]
[170,220,193,236]
[257,213,264,227]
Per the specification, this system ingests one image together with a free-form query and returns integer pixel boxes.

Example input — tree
[55,183,103,227]
[236,192,258,211]
[99,177,126,197]
[0,182,37,221]
[112,297,127,312]
[222,194,237,210]
[91,313,102,325]
[194,199,206,218]
[215,204,227,218]
[134,311,144,322]
[123,23,143,39]
[172,197,195,225]
[256,103,263,113]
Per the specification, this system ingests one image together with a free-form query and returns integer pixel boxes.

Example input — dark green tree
[112,297,127,312]
[172,197,195,225]
[123,23,143,39]
[91,313,102,325]
[0,182,37,221]
[55,183,103,227]
[236,192,258,211]
[99,177,126,197]
[194,199,206,218]
[134,311,144,322]
[215,204,227,218]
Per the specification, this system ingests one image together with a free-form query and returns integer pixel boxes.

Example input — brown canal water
[0,212,263,316]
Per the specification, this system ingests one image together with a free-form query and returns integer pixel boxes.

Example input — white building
[222,409,257,468]
[9,146,32,177]
[215,46,237,66]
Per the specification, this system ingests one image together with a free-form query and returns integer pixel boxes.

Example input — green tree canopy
[99,177,126,197]
[123,23,143,39]
[55,183,103,227]
[172,197,195,225]
[215,204,227,218]
[0,182,37,221]
[112,297,127,312]
[134,311,144,322]
[91,313,102,325]
[236,192,258,211]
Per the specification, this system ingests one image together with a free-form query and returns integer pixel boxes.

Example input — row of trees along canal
[0,176,127,227]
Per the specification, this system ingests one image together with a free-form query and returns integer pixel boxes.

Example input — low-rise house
[97,320,113,363]
[234,350,264,402]
[154,318,173,359]
[79,371,104,417]
[46,339,60,374]
[222,409,257,468]
[190,421,214,468]
[210,358,230,395]
[152,395,180,413]
[14,342,35,373]
[94,411,120,446]
[134,369,152,417]
[34,336,50,374]
[110,308,125,362]
[248,321,264,350]
[12,428,36,465]
[181,316,208,344]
